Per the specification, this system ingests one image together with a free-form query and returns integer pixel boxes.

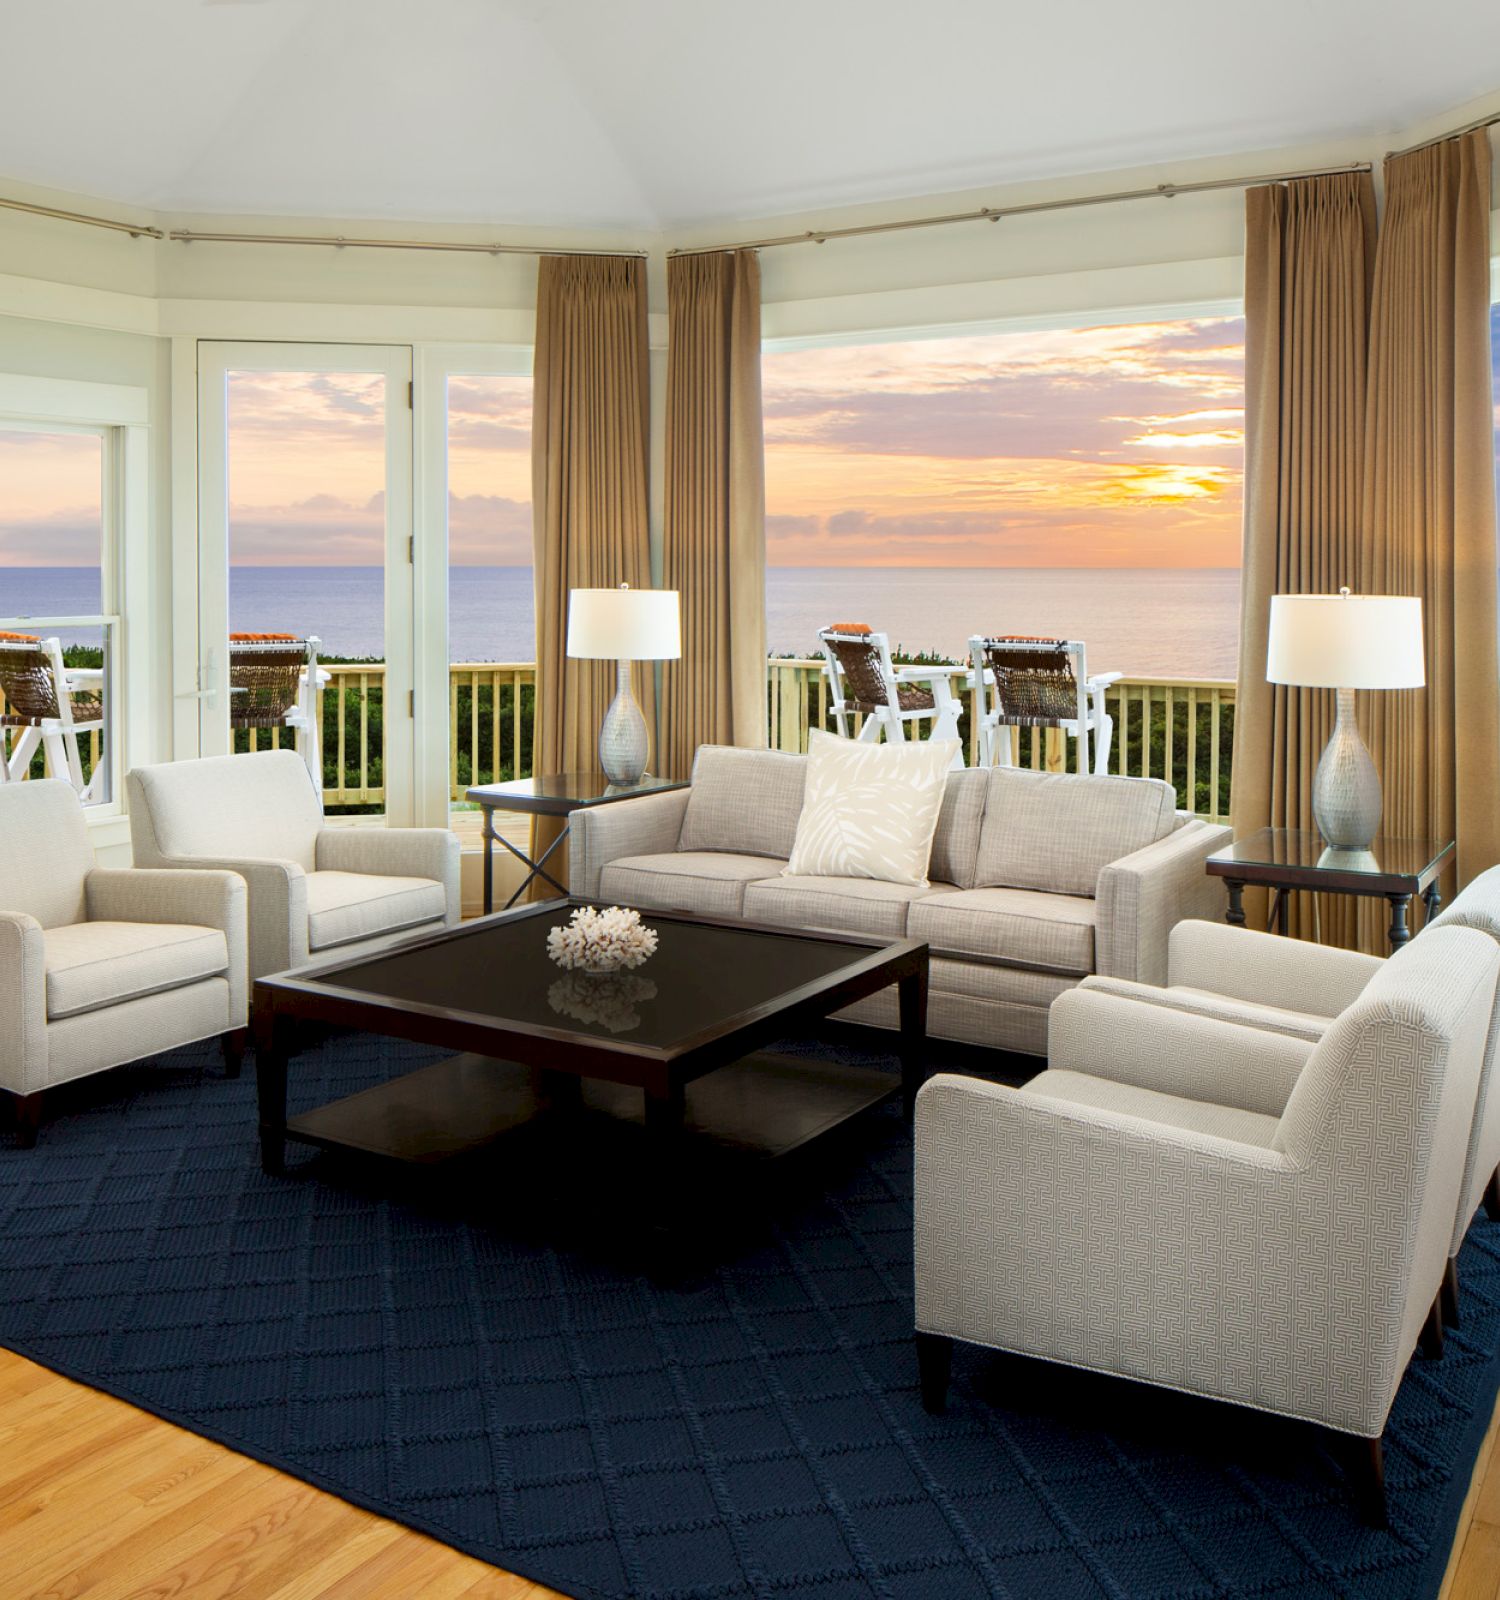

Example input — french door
[197,342,414,824]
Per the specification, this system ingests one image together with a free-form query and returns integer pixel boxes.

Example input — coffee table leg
[254,1012,291,1177]
[644,1082,686,1253]
[1423,884,1442,928]
[1225,879,1247,927]
[1387,893,1414,952]
[899,964,929,1118]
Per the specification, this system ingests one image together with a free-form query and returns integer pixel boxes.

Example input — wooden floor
[1,1345,1497,1599]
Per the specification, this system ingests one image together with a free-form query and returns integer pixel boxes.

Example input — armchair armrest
[1167,919,1381,1017]
[143,854,307,982]
[1095,819,1232,984]
[316,828,460,924]
[86,868,248,1023]
[569,789,692,900]
[913,1071,1404,1437]
[1048,983,1314,1116]
[0,911,47,1094]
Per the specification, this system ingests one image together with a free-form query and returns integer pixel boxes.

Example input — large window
[762,315,1245,681]
[0,419,116,805]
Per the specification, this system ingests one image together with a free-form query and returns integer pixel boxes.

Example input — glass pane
[0,623,112,807]
[761,316,1245,680]
[226,371,388,816]
[0,428,104,624]
[445,374,533,828]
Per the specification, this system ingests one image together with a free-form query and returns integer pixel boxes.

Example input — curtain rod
[0,196,648,257]
[666,160,1375,256]
[1386,108,1500,160]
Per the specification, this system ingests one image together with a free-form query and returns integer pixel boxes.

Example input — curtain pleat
[1233,172,1377,940]
[530,255,653,886]
[1360,131,1499,923]
[659,250,767,779]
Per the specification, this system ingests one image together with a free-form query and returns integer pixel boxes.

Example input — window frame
[0,373,150,830]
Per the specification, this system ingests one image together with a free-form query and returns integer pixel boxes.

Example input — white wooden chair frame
[968,635,1121,776]
[227,635,325,796]
[817,629,964,766]
[0,636,106,802]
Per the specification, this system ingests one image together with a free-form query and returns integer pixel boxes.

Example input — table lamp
[567,584,681,785]
[1266,588,1424,850]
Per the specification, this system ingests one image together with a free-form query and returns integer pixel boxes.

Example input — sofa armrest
[316,828,461,925]
[0,911,47,1095]
[569,789,692,900]
[1167,919,1382,1016]
[144,855,307,982]
[86,868,249,1024]
[1094,819,1232,984]
[1049,984,1315,1116]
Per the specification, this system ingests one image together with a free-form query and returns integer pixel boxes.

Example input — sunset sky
[1,307,1498,587]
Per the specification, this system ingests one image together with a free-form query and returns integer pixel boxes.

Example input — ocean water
[2,565,1241,679]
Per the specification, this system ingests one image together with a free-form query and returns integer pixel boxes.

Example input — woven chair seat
[0,639,61,723]
[228,640,310,729]
[852,685,935,715]
[979,638,1081,725]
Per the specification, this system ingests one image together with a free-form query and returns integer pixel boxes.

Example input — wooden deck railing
[263,657,1237,824]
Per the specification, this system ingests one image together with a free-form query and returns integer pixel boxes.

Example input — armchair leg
[916,1332,953,1414]
[1420,1294,1445,1359]
[8,1091,43,1149]
[1484,1167,1500,1222]
[1333,1433,1387,1528]
[221,1027,248,1080]
[1441,1258,1461,1331]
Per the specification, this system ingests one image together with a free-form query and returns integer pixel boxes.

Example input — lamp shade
[1266,593,1424,689]
[567,586,681,661]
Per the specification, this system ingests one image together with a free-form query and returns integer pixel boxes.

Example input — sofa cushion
[785,731,958,888]
[305,871,447,952]
[909,886,1096,975]
[1022,1068,1282,1148]
[929,767,989,890]
[744,876,955,940]
[678,746,806,859]
[43,920,229,1020]
[975,767,1178,897]
[599,853,783,920]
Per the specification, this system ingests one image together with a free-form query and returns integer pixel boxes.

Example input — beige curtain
[1232,171,1377,938]
[659,250,767,779]
[530,255,652,885]
[1360,130,1500,904]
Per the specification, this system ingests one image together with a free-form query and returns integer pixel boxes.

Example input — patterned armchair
[1,780,247,1147]
[914,925,1499,1523]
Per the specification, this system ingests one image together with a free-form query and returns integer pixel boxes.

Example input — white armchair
[1,780,247,1148]
[127,751,461,981]
[1084,868,1500,1330]
[914,925,1500,1523]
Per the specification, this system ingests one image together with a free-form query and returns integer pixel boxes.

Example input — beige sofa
[570,745,1231,1055]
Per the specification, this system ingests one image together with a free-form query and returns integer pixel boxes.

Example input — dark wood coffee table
[252,900,929,1191]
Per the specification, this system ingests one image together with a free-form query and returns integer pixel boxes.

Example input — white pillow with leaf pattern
[784,731,960,887]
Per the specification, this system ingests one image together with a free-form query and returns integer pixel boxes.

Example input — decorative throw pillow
[784,731,960,888]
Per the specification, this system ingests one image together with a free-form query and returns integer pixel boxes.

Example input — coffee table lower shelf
[283,1049,903,1166]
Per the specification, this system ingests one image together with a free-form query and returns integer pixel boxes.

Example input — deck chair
[0,632,106,802]
[969,635,1120,776]
[228,634,323,795]
[817,624,962,764]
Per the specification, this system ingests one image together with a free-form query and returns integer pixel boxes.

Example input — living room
[3,3,1500,1596]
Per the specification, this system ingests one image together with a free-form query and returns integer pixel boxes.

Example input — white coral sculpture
[546,905,659,973]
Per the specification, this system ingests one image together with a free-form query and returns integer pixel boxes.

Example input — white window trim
[413,344,531,827]
[0,373,150,844]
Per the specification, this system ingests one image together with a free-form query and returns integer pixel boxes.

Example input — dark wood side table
[1204,828,1455,953]
[466,772,689,914]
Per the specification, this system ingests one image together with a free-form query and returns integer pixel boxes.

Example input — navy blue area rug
[2,1032,1499,1600]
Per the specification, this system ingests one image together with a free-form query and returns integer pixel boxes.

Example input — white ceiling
[5,0,1499,232]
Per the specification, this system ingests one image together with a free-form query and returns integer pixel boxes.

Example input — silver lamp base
[1312,687,1382,850]
[598,657,649,785]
